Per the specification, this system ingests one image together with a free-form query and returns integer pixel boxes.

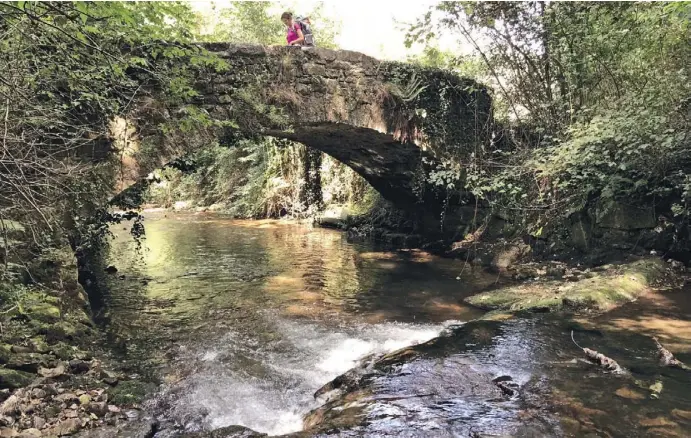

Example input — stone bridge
[117,44,492,214]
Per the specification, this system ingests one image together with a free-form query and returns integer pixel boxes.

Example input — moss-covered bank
[0,242,151,437]
[466,258,675,314]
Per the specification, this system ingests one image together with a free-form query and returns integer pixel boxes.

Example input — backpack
[295,16,315,46]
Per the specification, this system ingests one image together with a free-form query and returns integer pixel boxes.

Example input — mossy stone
[29,336,50,354]
[0,345,11,364]
[26,302,61,323]
[107,380,157,405]
[0,367,34,389]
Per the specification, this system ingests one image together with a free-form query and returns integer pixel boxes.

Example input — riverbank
[0,244,158,437]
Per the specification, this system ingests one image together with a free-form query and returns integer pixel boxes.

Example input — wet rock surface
[74,418,158,438]
[294,316,691,437]
[299,319,560,437]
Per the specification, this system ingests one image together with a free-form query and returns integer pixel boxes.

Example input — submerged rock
[465,257,668,313]
[301,319,559,437]
[74,418,158,438]
[184,425,268,437]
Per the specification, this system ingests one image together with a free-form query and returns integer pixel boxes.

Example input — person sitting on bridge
[281,12,314,47]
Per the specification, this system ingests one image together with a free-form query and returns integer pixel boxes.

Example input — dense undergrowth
[406,2,690,244]
[142,137,376,219]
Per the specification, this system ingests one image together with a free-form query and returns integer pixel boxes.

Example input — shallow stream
[94,212,691,437]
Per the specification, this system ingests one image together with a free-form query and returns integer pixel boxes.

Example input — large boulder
[301,319,560,437]
[595,200,656,230]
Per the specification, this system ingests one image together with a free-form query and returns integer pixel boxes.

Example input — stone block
[226,44,267,57]
[303,63,327,76]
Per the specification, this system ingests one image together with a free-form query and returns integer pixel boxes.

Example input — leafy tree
[197,1,340,49]
[407,2,691,230]
[0,1,223,271]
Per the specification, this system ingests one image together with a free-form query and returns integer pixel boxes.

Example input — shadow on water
[86,212,691,437]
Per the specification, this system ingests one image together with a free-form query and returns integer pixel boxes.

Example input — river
[93,211,691,437]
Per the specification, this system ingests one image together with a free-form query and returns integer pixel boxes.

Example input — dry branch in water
[653,337,690,371]
[571,331,627,374]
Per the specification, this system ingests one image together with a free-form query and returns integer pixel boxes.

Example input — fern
[387,72,428,103]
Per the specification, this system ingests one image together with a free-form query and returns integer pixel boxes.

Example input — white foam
[156,317,450,435]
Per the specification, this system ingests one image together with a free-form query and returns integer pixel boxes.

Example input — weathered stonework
[122,44,492,213]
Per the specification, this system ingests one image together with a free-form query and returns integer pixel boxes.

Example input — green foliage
[198,1,287,45]
[407,45,486,78]
[0,1,223,272]
[196,1,340,49]
[143,135,374,219]
[407,1,691,228]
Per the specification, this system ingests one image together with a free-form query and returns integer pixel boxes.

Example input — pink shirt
[286,22,302,45]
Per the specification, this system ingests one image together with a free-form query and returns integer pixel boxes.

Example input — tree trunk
[299,145,323,212]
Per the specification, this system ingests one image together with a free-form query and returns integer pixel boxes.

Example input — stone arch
[113,44,492,216]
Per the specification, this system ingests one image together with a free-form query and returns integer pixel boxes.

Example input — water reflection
[94,212,494,434]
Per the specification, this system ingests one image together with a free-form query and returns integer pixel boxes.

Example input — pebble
[37,365,65,379]
[31,418,44,430]
[53,393,75,403]
[87,402,107,416]
[0,428,17,438]
[70,359,91,374]
[46,418,79,436]
[29,390,45,401]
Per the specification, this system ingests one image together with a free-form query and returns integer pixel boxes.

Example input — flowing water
[93,211,691,437]
[94,211,497,435]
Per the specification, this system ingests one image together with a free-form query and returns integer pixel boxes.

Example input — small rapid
[150,315,455,435]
